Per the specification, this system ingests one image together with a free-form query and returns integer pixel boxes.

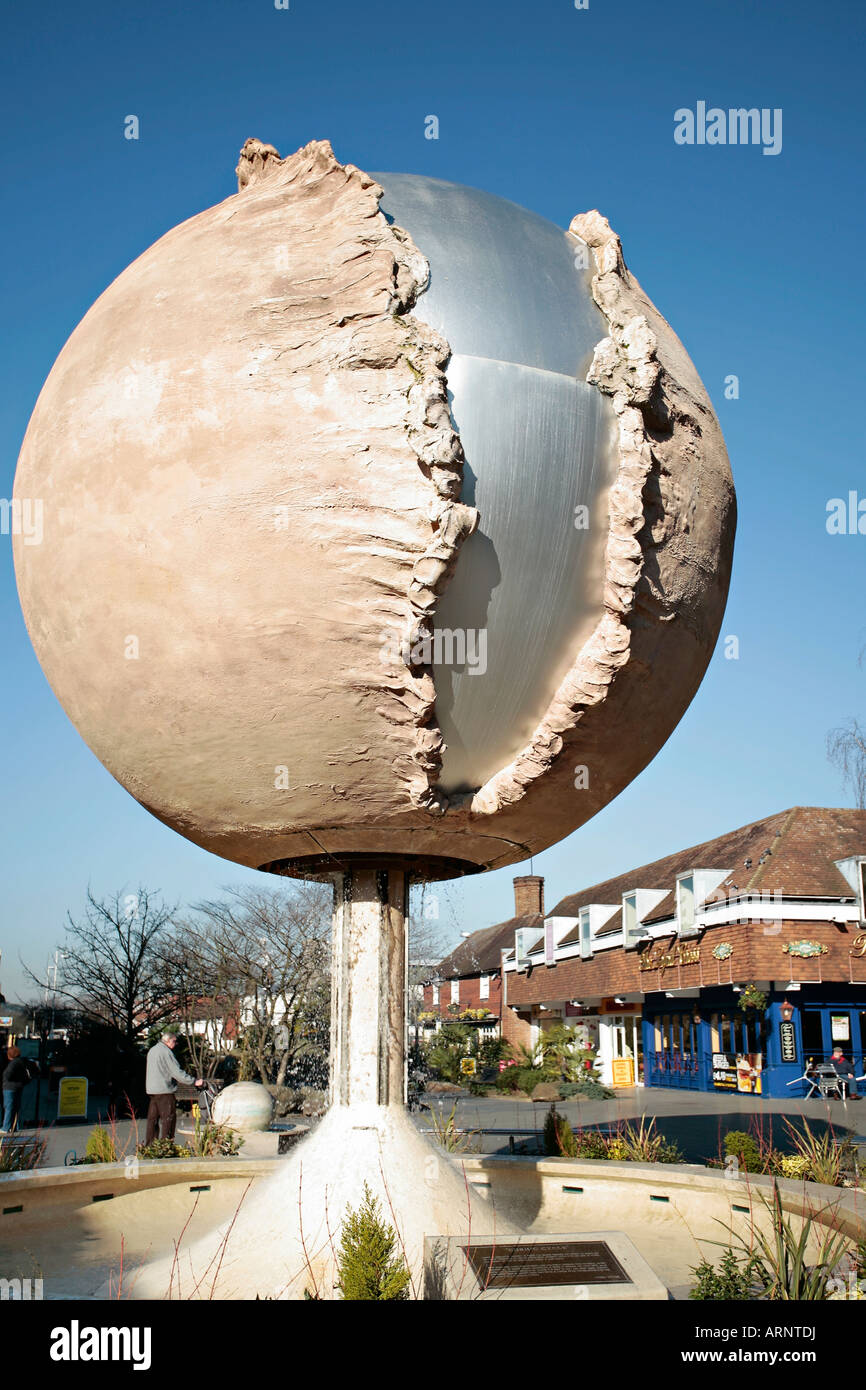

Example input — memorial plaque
[461,1239,632,1289]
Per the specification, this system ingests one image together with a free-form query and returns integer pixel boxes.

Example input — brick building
[500,807,866,1098]
[420,876,545,1036]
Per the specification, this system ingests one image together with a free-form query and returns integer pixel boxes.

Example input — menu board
[712,1054,738,1090]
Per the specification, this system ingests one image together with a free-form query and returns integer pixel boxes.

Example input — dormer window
[677,873,696,934]
[579,908,592,960]
[623,892,637,947]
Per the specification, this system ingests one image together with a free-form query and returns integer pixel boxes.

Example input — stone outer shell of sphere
[13,139,736,877]
[210,1082,274,1133]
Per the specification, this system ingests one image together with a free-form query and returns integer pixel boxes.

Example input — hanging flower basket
[738,983,768,1014]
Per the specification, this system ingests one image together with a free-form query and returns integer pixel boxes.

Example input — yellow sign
[638,943,700,972]
[611,1058,634,1087]
[459,1057,477,1076]
[57,1076,88,1119]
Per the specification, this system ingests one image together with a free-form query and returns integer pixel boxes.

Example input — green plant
[424,1023,473,1084]
[543,1105,578,1157]
[136,1138,193,1159]
[337,1184,411,1301]
[0,1136,46,1171]
[83,1124,117,1164]
[559,1079,615,1100]
[616,1117,684,1165]
[428,1101,478,1153]
[738,983,768,1014]
[723,1129,765,1174]
[189,1115,243,1157]
[728,1182,853,1300]
[572,1129,609,1159]
[689,1248,757,1300]
[782,1119,846,1187]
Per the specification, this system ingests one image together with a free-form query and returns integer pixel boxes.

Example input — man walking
[145,1030,203,1144]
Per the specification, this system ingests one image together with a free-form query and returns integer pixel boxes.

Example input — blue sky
[1,0,863,999]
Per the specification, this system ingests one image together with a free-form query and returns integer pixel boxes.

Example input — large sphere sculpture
[13,138,734,881]
[12,139,735,1298]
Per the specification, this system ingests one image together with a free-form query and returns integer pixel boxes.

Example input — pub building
[498,807,866,1099]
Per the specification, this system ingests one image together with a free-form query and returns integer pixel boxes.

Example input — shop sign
[779,1020,797,1063]
[851,934,866,958]
[831,1014,851,1043]
[57,1076,88,1119]
[611,1058,635,1087]
[736,1054,762,1095]
[712,1054,738,1089]
[782,940,827,958]
[638,943,700,973]
[712,942,734,961]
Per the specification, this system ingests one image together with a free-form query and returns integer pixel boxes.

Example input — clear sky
[1,0,863,1001]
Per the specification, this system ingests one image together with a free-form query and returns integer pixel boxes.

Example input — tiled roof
[549,807,866,919]
[434,913,542,979]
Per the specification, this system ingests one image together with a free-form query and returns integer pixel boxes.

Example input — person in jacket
[144,1032,203,1145]
[1,1046,34,1132]
[830,1045,860,1099]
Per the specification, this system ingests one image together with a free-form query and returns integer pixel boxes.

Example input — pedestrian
[1,1046,35,1133]
[144,1031,203,1145]
[830,1045,860,1099]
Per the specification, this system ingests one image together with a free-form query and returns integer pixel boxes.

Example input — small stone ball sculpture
[13,139,735,878]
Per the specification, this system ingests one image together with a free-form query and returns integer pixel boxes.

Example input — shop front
[642,985,866,1099]
[597,1001,643,1087]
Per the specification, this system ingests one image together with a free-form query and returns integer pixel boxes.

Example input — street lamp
[780,998,795,1023]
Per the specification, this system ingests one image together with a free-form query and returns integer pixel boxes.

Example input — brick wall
[421,972,502,1019]
[505,918,866,1006]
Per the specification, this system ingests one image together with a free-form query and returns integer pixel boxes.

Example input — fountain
[12,138,735,1297]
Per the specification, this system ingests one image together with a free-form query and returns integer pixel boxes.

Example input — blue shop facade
[641,983,866,1099]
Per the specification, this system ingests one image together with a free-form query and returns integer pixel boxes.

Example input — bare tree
[827,718,866,809]
[25,887,178,1048]
[168,881,332,1086]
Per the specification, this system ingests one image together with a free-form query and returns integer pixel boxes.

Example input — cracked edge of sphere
[237,138,478,818]
[469,210,731,818]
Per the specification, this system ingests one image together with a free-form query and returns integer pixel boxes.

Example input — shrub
[723,1130,764,1174]
[559,1080,615,1100]
[84,1125,117,1164]
[782,1119,848,1187]
[730,1181,853,1300]
[136,1138,192,1160]
[0,1136,46,1172]
[572,1129,609,1159]
[543,1106,577,1157]
[616,1117,683,1165]
[189,1117,243,1157]
[428,1101,478,1153]
[337,1184,411,1301]
[690,1249,757,1300]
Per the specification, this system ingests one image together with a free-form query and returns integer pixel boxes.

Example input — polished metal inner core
[376,175,617,794]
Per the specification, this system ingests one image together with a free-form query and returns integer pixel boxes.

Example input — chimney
[513,875,544,918]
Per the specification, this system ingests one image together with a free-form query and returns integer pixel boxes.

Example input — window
[623,892,637,947]
[480,974,490,1000]
[677,874,696,934]
[579,908,592,960]
[860,861,866,919]
[432,983,439,1006]
[450,979,460,1005]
